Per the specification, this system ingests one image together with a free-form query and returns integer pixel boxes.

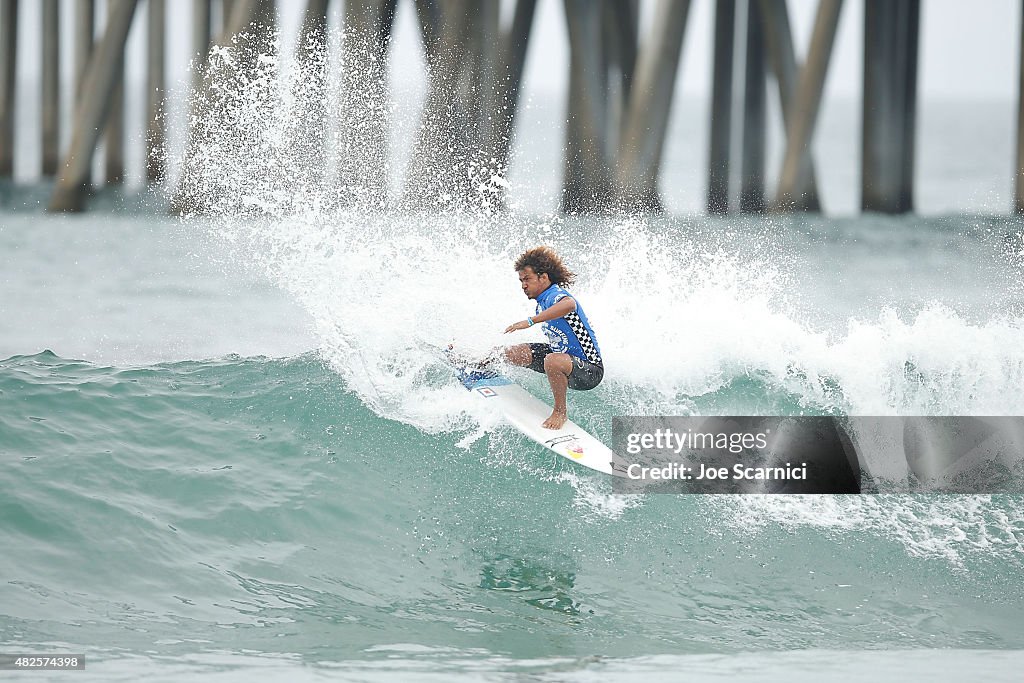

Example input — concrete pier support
[226,0,280,91]
[707,0,735,215]
[42,0,60,176]
[493,0,537,178]
[616,0,690,211]
[602,0,636,157]
[222,0,235,29]
[295,0,329,80]
[773,0,843,212]
[334,0,395,208]
[292,0,329,190]
[0,0,996,217]
[256,0,278,52]
[218,0,266,62]
[408,0,526,209]
[296,0,328,62]
[74,0,94,101]
[106,0,129,185]
[862,0,919,213]
[169,0,276,214]
[1016,0,1024,214]
[413,0,440,61]
[193,0,212,94]
[474,1,501,155]
[105,73,125,184]
[72,0,94,188]
[454,2,493,159]
[562,0,611,213]
[50,0,139,212]
[147,0,166,184]
[0,0,17,179]
[757,0,820,210]
[606,0,638,108]
[740,0,766,213]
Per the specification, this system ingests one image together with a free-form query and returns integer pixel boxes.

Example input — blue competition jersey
[535,284,603,365]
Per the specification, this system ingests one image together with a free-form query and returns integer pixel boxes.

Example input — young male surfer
[503,247,604,430]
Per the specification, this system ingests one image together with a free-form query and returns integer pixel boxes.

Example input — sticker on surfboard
[544,434,586,459]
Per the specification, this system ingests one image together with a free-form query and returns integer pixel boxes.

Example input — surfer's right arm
[504,297,576,333]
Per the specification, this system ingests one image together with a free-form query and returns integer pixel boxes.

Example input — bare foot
[542,410,567,430]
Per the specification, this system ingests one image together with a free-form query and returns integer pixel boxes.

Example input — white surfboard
[451,361,614,475]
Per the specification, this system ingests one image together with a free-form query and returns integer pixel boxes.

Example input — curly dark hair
[514,246,577,286]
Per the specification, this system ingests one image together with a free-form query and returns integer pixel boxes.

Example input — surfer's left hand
[504,320,530,333]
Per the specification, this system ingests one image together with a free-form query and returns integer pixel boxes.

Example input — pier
[0,0,1020,215]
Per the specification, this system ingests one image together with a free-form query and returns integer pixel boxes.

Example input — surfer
[503,247,604,430]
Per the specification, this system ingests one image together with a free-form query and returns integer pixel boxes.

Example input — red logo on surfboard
[565,441,585,459]
[544,434,585,459]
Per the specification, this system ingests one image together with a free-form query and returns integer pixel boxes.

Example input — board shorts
[526,343,604,391]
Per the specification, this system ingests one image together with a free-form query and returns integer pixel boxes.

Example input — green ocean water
[1,349,1023,681]
[2,205,1024,680]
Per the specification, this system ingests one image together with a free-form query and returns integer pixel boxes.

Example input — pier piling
[0,0,18,179]
[169,0,270,214]
[0,0,993,216]
[147,0,166,184]
[707,0,735,215]
[105,70,125,185]
[74,0,94,101]
[42,0,60,177]
[192,0,212,97]
[562,0,611,213]
[616,0,690,212]
[1016,0,1024,214]
[72,0,94,188]
[862,0,919,213]
[334,0,393,208]
[475,1,501,156]
[50,0,140,212]
[773,0,843,212]
[492,0,537,180]
[606,0,638,110]
[740,0,766,213]
[757,0,820,210]
[222,0,234,29]
[291,0,329,190]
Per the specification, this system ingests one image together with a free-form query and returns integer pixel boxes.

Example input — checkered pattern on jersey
[564,311,602,365]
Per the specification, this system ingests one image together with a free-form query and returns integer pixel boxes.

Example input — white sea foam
[174,28,1024,434]
[710,494,1024,568]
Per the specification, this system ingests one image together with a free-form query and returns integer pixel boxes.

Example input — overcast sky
[10,0,1022,101]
